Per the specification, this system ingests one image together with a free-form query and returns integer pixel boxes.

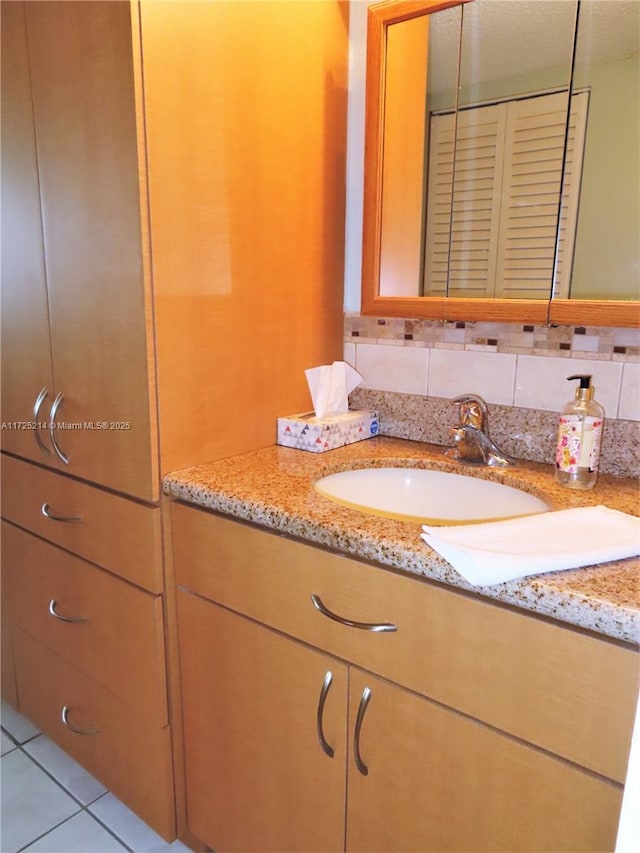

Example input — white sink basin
[315,467,549,524]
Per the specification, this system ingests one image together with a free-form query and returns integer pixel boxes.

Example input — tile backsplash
[345,315,640,360]
[344,315,640,478]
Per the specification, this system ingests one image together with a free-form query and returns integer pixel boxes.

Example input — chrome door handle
[33,387,51,455]
[61,705,98,735]
[41,503,82,523]
[310,594,397,633]
[316,671,335,758]
[49,599,88,624]
[354,686,372,776]
[49,392,69,464]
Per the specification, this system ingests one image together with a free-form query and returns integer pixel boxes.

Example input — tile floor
[1,702,191,853]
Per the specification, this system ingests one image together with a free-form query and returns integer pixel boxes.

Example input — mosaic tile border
[345,314,640,362]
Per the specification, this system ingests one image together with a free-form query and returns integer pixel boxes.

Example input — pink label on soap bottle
[556,415,603,473]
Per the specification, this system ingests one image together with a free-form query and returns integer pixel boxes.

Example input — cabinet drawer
[172,502,639,783]
[1,453,162,592]
[2,520,168,727]
[12,628,175,842]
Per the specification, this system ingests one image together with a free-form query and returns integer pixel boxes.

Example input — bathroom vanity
[165,436,639,853]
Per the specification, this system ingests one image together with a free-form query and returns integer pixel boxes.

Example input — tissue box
[277,410,379,453]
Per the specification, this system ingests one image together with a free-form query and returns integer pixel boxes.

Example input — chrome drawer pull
[316,671,335,758]
[33,387,52,455]
[49,599,88,624]
[41,503,82,523]
[354,686,372,776]
[310,594,397,633]
[49,392,69,464]
[61,705,98,736]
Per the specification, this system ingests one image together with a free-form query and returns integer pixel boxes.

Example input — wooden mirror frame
[361,0,640,328]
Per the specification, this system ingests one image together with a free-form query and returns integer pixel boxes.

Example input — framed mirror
[361,0,640,327]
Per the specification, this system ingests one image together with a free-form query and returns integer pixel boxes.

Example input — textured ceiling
[427,0,639,92]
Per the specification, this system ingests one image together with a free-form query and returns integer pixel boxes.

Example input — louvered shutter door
[424,106,505,298]
[446,103,506,298]
[495,91,573,298]
[424,91,587,300]
[423,112,455,296]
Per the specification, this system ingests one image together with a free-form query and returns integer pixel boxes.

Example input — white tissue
[420,505,640,587]
[305,361,362,418]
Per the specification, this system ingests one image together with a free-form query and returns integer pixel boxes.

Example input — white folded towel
[420,505,640,587]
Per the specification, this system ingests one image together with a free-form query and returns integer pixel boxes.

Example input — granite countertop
[163,436,640,645]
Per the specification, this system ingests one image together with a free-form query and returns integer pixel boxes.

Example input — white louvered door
[424,91,588,299]
[495,91,588,299]
[424,112,456,296]
[449,104,505,299]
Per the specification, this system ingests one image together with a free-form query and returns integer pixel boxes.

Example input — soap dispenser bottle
[554,374,604,490]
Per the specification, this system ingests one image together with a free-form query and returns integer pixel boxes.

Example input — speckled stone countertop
[164,436,640,645]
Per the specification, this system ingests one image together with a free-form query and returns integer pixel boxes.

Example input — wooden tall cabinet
[1,0,347,481]
[1,0,157,501]
[1,0,348,842]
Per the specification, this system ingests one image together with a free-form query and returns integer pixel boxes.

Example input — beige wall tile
[619,363,640,421]
[355,343,428,395]
[428,349,517,405]
[514,355,623,415]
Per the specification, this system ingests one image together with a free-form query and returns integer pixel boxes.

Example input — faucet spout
[444,394,514,467]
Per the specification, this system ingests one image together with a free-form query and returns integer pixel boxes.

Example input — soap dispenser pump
[554,374,604,490]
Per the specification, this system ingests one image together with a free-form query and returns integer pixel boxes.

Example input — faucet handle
[451,394,488,430]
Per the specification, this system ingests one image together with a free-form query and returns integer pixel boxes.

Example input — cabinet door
[22,1,157,501]
[347,670,622,853]
[0,1,56,466]
[177,590,347,853]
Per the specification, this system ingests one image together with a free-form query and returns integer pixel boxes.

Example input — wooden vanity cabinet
[172,502,637,853]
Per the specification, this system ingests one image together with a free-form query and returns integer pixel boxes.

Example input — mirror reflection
[433,0,576,301]
[379,4,462,298]
[558,0,639,301]
[376,0,640,304]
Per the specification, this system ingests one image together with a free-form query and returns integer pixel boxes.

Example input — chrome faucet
[444,394,514,467]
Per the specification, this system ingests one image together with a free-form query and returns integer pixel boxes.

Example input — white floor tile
[23,810,128,852]
[0,750,80,852]
[89,793,189,852]
[1,702,40,744]
[24,734,107,805]
[1,730,17,755]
